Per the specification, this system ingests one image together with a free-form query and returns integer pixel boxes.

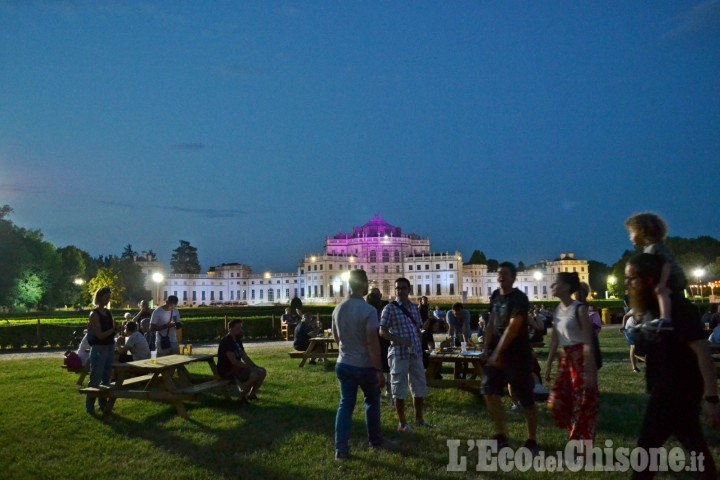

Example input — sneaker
[247,394,258,401]
[397,423,413,433]
[522,439,541,456]
[414,420,435,428]
[335,451,350,461]
[509,403,521,413]
[492,434,509,450]
[632,367,640,373]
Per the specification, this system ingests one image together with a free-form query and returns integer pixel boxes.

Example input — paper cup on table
[150,351,157,363]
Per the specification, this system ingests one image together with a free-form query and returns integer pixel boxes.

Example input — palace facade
[150,215,589,306]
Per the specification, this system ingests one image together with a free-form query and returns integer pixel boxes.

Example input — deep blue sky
[2,1,719,273]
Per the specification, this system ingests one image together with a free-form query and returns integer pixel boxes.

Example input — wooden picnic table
[80,353,237,419]
[297,337,338,367]
[425,348,485,389]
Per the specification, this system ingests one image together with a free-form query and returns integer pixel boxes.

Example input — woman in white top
[544,272,599,441]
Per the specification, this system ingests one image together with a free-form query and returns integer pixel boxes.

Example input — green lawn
[0,331,717,479]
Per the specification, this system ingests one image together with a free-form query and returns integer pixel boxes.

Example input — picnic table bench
[292,337,338,367]
[425,348,484,389]
[79,353,239,419]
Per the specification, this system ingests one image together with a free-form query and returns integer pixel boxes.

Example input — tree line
[0,205,200,312]
[466,239,720,298]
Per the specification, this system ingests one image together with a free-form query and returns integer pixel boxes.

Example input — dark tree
[587,260,611,297]
[121,244,138,259]
[517,261,526,272]
[467,250,487,265]
[486,259,499,272]
[170,240,201,274]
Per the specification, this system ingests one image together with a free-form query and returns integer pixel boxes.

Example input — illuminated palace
[154,215,589,306]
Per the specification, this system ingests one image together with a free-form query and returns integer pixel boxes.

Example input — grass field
[0,329,717,479]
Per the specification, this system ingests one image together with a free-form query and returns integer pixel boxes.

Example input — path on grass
[0,339,292,360]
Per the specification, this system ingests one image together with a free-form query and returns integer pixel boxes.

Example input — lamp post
[607,275,617,299]
[340,271,350,298]
[152,272,164,307]
[692,268,705,300]
[533,271,543,299]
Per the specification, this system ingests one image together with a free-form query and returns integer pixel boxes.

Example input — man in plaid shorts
[380,277,433,432]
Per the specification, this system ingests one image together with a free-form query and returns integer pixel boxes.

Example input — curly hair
[625,212,668,245]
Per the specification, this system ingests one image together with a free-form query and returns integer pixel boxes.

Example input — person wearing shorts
[380,277,432,432]
[482,262,539,453]
[217,320,267,405]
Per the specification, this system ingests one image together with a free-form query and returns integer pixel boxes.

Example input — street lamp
[606,275,617,299]
[152,272,164,307]
[533,271,543,299]
[693,268,705,299]
[340,271,350,297]
[73,278,85,286]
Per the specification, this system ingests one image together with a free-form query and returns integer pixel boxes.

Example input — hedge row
[0,315,337,350]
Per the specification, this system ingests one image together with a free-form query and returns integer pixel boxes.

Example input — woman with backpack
[544,272,599,441]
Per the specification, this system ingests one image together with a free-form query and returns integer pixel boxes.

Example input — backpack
[64,351,83,371]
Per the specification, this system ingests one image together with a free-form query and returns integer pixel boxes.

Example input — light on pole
[606,275,617,299]
[692,268,705,299]
[341,272,351,296]
[152,272,164,307]
[73,278,85,286]
[533,271,543,299]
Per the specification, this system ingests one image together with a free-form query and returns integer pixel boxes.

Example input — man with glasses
[380,277,433,432]
[625,253,718,479]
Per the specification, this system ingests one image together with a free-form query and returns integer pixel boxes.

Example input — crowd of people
[79,212,719,476]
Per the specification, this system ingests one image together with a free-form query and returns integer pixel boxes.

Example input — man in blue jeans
[332,269,388,460]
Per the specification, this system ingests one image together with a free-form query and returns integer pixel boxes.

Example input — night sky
[2,1,719,273]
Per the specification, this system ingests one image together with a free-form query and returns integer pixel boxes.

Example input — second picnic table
[296,337,338,367]
[425,348,485,389]
[80,353,238,419]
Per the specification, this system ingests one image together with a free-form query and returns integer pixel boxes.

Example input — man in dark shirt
[218,319,267,405]
[626,254,718,479]
[293,314,318,364]
[482,262,538,453]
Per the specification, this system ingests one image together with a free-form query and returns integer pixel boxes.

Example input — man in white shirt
[150,295,182,356]
[119,321,151,360]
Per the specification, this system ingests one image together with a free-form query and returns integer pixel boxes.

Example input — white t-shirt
[76,334,90,365]
[150,306,181,345]
[124,331,151,360]
[553,301,586,347]
[332,297,379,368]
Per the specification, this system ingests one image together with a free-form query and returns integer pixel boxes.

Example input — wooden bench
[110,373,156,389]
[288,351,305,358]
[175,378,230,395]
[79,386,111,398]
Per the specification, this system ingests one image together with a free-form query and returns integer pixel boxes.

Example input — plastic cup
[471,333,478,343]
[150,351,157,364]
[180,344,185,355]
[461,342,467,352]
[187,344,192,355]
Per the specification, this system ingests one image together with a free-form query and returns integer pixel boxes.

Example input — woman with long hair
[544,272,599,440]
[85,287,117,415]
